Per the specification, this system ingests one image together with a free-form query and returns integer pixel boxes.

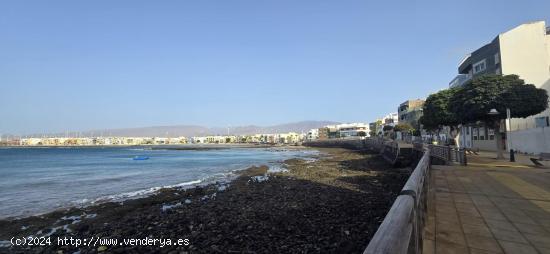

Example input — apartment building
[398,99,424,128]
[318,127,329,140]
[452,21,550,153]
[315,123,370,139]
[337,123,369,138]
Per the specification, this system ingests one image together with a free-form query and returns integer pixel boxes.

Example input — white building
[306,129,319,141]
[335,123,370,138]
[191,136,207,144]
[381,112,399,126]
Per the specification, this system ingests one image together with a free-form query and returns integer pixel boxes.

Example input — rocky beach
[0,147,411,254]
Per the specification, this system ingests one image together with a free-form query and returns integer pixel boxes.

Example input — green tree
[449,74,548,158]
[370,120,383,137]
[420,88,460,143]
[394,123,414,133]
[369,130,376,137]
[421,88,459,131]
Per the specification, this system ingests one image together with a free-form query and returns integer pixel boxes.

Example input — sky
[1,0,550,135]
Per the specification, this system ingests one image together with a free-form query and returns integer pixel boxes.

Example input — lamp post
[506,108,515,162]
[487,109,504,159]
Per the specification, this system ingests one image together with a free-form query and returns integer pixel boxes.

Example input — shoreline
[0,147,410,253]
[0,145,316,221]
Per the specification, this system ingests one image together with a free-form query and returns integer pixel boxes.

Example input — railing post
[447,146,452,164]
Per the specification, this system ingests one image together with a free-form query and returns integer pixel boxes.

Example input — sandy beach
[0,147,411,254]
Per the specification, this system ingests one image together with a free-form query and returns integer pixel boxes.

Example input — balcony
[449,74,472,88]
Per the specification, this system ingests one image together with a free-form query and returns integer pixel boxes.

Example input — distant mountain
[63,121,339,137]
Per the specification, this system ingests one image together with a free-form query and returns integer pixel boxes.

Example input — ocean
[0,146,317,219]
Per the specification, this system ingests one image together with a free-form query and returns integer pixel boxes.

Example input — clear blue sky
[1,0,549,134]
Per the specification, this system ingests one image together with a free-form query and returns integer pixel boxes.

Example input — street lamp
[487,109,505,159]
[506,108,515,162]
[488,108,516,161]
[488,108,499,116]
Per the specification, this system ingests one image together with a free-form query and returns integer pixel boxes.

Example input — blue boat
[133,155,149,160]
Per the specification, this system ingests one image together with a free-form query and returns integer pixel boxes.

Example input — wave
[85,179,204,204]
[81,163,272,205]
[1,148,309,219]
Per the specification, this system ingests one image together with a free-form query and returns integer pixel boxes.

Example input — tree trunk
[449,125,461,148]
[494,121,504,159]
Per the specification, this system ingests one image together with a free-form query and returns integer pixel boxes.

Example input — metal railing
[428,144,467,166]
[364,149,431,254]
[411,142,467,166]
[381,140,400,165]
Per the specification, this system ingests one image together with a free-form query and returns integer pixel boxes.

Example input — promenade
[423,153,550,253]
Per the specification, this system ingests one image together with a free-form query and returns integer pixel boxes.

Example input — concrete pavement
[423,153,550,254]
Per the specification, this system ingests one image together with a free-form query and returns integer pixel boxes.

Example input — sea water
[0,146,317,219]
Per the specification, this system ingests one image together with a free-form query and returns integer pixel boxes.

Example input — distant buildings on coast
[1,121,394,147]
[19,136,188,146]
[2,124,378,146]
[306,122,371,141]
[1,132,308,147]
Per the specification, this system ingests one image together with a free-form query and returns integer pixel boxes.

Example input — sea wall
[303,139,366,150]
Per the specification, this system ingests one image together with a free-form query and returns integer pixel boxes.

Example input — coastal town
[0,123,366,146]
[4,21,550,157]
[3,21,550,156]
[0,24,543,156]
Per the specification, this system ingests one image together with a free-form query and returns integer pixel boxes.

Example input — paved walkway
[423,154,550,254]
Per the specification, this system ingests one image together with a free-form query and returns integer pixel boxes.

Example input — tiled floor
[423,157,550,254]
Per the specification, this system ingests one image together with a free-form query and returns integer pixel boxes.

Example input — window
[473,128,478,140]
[535,116,550,128]
[479,127,486,140]
[473,59,487,74]
[488,129,495,140]
[494,53,500,65]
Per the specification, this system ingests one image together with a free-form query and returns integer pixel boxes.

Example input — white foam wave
[90,179,203,203]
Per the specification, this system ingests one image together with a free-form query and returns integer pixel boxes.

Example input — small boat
[133,155,150,160]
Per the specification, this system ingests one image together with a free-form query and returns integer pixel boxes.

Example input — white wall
[500,21,550,132]
[500,21,550,88]
[473,139,498,152]
[509,127,550,154]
